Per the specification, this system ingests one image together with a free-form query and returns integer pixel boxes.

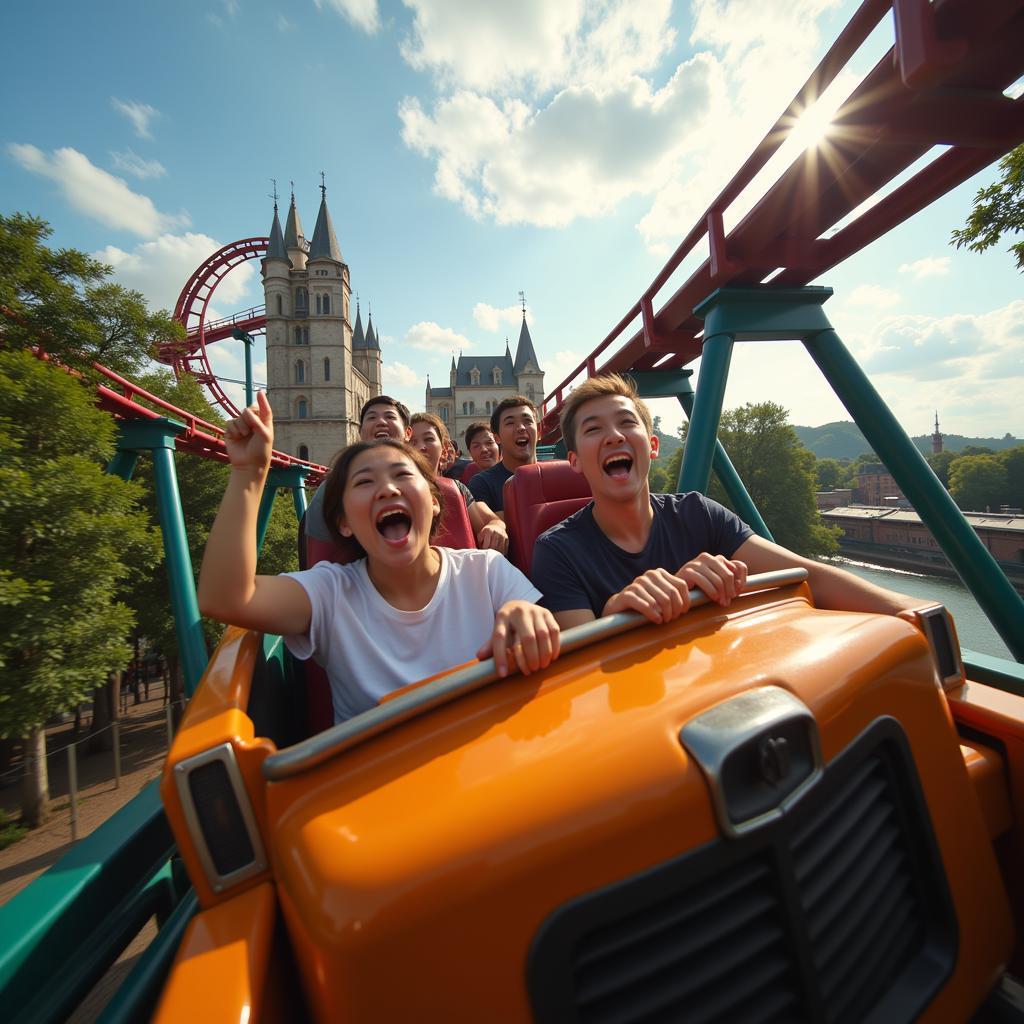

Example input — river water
[823,557,1013,660]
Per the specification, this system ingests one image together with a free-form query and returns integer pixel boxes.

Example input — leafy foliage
[0,351,161,738]
[0,212,183,375]
[948,455,1008,513]
[951,144,1024,271]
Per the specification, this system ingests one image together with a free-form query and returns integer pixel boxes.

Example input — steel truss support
[684,286,1024,661]
[257,465,311,554]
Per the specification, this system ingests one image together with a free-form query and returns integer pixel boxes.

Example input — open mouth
[602,454,633,479]
[376,508,412,543]
[373,428,391,440]
[515,436,530,450]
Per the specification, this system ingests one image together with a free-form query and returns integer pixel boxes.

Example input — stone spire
[308,175,343,262]
[513,314,540,374]
[932,411,943,455]
[283,188,306,251]
[352,301,366,349]
[267,202,287,261]
[365,309,380,350]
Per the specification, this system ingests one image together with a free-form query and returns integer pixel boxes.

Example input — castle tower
[352,301,382,396]
[513,310,544,408]
[932,412,943,455]
[263,180,379,464]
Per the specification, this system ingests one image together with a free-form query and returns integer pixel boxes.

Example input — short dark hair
[490,395,538,434]
[359,395,411,428]
[464,421,494,448]
[321,440,443,553]
[410,411,451,447]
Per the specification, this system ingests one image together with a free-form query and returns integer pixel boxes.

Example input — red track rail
[540,0,1024,438]
[159,237,270,418]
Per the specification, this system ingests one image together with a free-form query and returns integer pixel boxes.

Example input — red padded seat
[503,461,592,576]
[460,462,481,485]
[298,475,476,734]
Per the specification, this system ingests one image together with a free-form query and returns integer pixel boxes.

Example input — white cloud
[859,301,1024,386]
[898,256,951,280]
[110,149,166,179]
[383,361,422,388]
[404,320,473,354]
[276,14,294,31]
[401,55,723,227]
[93,233,257,312]
[314,0,380,34]
[473,302,530,332]
[9,144,188,237]
[846,284,901,310]
[111,98,159,139]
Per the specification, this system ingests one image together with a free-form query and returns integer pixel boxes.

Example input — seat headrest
[460,462,481,485]
[504,461,592,575]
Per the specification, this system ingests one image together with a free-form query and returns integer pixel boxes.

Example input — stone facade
[425,317,544,448]
[263,190,381,466]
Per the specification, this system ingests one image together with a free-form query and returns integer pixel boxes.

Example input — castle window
[297,397,308,419]
[294,327,302,345]
[469,401,475,414]
[298,444,309,461]
[470,368,480,386]
[485,401,491,414]
[295,359,306,384]
[463,402,468,415]
[277,295,283,315]
[526,384,536,401]
[323,357,331,381]
[440,406,448,423]
[322,294,330,315]
[493,368,502,385]
[295,287,308,313]
[315,294,322,314]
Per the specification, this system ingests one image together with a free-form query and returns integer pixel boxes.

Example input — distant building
[425,313,544,447]
[855,463,907,507]
[816,488,854,511]
[262,185,382,465]
[932,411,943,455]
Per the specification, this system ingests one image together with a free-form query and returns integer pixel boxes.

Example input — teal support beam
[231,328,255,408]
[257,465,311,553]
[628,370,773,539]
[106,450,139,482]
[804,328,1024,661]
[115,419,208,695]
[676,333,733,495]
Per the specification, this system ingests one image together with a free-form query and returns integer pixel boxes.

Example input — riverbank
[835,540,1024,595]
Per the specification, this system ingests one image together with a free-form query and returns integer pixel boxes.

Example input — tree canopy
[951,143,1024,271]
[948,455,1008,513]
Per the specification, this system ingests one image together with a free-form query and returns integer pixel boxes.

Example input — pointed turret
[308,189,343,262]
[267,204,288,262]
[513,315,540,374]
[284,189,308,270]
[352,302,366,349]
[365,311,380,351]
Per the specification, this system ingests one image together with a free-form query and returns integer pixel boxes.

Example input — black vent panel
[528,717,955,1024]
[188,759,255,877]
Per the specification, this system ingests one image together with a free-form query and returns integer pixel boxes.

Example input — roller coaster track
[539,0,1024,438]
[158,236,270,419]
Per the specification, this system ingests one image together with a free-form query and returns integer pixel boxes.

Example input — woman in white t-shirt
[198,392,561,724]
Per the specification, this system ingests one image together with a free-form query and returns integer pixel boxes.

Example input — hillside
[793,421,1020,461]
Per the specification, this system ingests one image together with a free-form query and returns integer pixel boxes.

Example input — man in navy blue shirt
[468,395,538,516]
[532,375,917,629]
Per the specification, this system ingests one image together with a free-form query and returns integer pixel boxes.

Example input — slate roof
[352,305,365,348]
[365,313,380,351]
[452,351,514,387]
[428,386,453,398]
[284,197,307,252]
[267,206,287,260]
[513,317,541,374]
[308,194,343,262]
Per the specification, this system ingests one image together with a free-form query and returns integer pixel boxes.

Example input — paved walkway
[0,685,177,906]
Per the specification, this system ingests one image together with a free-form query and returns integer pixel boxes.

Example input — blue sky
[3,0,1022,440]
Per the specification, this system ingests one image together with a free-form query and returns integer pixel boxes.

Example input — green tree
[0,213,183,375]
[815,457,850,490]
[926,449,959,488]
[948,455,1008,512]
[0,351,161,824]
[951,144,1024,271]
[999,446,1024,510]
[673,404,839,557]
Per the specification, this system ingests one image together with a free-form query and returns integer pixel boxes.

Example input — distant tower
[932,411,943,455]
[262,178,381,464]
[352,300,382,397]
[513,295,544,408]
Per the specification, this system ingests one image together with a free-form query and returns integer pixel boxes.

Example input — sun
[789,99,836,151]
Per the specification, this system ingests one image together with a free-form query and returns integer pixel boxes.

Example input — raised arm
[198,392,312,635]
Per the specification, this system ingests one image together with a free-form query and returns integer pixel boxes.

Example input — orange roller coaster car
[155,570,1022,1022]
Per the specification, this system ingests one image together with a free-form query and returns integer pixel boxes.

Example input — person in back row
[468,396,538,517]
[531,374,919,629]
[464,421,500,471]
[410,412,509,554]
[199,393,561,725]
[305,395,411,542]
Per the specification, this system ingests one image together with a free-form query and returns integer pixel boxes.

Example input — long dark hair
[320,439,444,553]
